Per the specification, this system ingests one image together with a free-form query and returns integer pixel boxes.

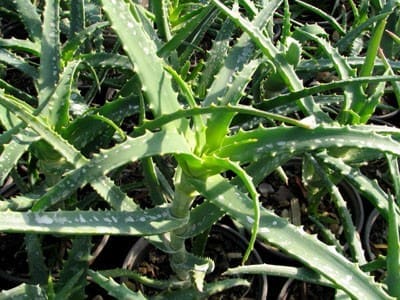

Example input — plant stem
[168,167,196,280]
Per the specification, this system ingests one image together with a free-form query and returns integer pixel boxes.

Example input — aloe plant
[0,0,400,299]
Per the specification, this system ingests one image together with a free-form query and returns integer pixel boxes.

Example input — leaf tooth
[205,85,214,97]
[216,96,224,104]
[236,127,247,135]
[258,123,268,130]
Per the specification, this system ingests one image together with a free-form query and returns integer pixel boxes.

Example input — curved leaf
[215,125,400,163]
[190,174,393,300]
[32,130,191,210]
[0,205,185,236]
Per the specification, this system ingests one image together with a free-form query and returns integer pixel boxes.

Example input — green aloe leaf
[0,129,39,186]
[25,234,48,285]
[98,267,185,290]
[203,0,282,152]
[153,278,250,299]
[196,18,236,98]
[181,201,224,238]
[62,22,109,62]
[212,0,328,121]
[387,194,400,298]
[56,237,91,299]
[305,154,366,264]
[297,56,400,74]
[88,270,147,300]
[38,0,61,110]
[0,92,138,211]
[257,75,400,112]
[0,206,185,236]
[0,283,46,300]
[316,152,400,222]
[215,125,400,163]
[157,5,216,57]
[0,37,40,55]
[294,27,366,124]
[0,78,36,105]
[336,11,392,53]
[295,0,345,35]
[12,0,42,42]
[49,60,82,132]
[225,264,333,287]
[69,0,85,39]
[27,131,191,210]
[190,174,393,300]
[134,104,310,137]
[100,0,185,131]
[383,155,400,298]
[0,49,38,79]
[79,53,132,71]
[31,130,191,210]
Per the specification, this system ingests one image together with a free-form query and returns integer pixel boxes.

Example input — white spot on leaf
[35,214,53,225]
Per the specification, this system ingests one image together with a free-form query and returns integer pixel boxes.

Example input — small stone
[258,182,274,197]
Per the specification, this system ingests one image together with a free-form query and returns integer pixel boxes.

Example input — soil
[0,234,29,290]
[258,159,363,244]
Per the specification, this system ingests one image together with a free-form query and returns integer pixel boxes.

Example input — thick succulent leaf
[0,49,38,79]
[203,0,282,107]
[79,53,132,71]
[297,57,400,73]
[48,60,81,132]
[101,0,185,131]
[336,11,392,53]
[189,175,393,300]
[294,0,345,35]
[56,237,91,299]
[153,278,250,300]
[0,283,46,300]
[54,269,86,300]
[12,0,42,42]
[203,0,282,152]
[88,270,147,300]
[157,5,216,57]
[196,18,236,98]
[38,0,61,109]
[25,234,48,285]
[212,0,328,121]
[98,267,184,290]
[215,125,400,163]
[0,129,39,185]
[0,92,86,166]
[294,27,365,124]
[181,201,224,238]
[225,264,333,287]
[62,94,139,151]
[0,206,185,235]
[257,75,400,112]
[0,194,38,211]
[0,37,40,55]
[203,59,262,153]
[32,130,191,210]
[0,92,138,211]
[316,152,400,222]
[0,78,36,105]
[62,22,109,62]
[387,193,400,298]
[69,0,85,38]
[305,154,366,264]
[134,104,309,136]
